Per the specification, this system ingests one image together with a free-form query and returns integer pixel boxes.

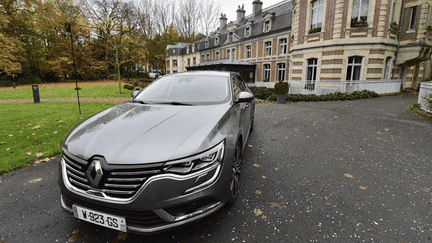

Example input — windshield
[134,74,230,105]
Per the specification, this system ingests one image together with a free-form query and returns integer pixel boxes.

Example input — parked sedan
[58,71,255,234]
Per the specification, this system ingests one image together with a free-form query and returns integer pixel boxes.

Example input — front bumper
[58,148,233,234]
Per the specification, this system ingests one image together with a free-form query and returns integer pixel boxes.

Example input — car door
[232,74,251,144]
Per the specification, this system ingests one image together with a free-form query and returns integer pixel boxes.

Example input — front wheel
[227,141,242,205]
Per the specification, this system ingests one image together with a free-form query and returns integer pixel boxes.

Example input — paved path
[0,97,131,103]
[1,95,432,242]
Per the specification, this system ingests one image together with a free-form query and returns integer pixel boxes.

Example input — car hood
[63,102,230,164]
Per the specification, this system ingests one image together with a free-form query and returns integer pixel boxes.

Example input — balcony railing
[351,17,368,28]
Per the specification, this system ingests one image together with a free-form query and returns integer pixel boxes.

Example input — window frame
[384,57,392,80]
[245,27,251,37]
[310,0,323,30]
[246,45,252,59]
[193,57,196,65]
[215,37,219,46]
[192,44,195,52]
[264,41,272,56]
[216,51,220,60]
[278,38,288,55]
[264,20,271,32]
[263,64,271,81]
[409,6,417,31]
[346,56,363,81]
[351,0,369,28]
[277,63,286,81]
[205,40,209,48]
[173,60,177,67]
[227,49,231,60]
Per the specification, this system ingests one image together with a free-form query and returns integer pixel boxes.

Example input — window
[351,0,369,27]
[409,7,417,30]
[246,45,252,59]
[245,27,251,37]
[384,57,392,80]
[206,53,210,61]
[229,32,235,42]
[215,37,219,45]
[192,44,195,52]
[310,0,323,30]
[173,49,176,54]
[201,54,205,62]
[306,58,318,89]
[264,41,272,56]
[264,20,271,32]
[227,49,231,60]
[263,64,271,81]
[187,47,189,54]
[390,0,397,23]
[193,57,196,65]
[173,60,177,67]
[205,40,209,48]
[279,38,287,55]
[232,48,236,60]
[167,60,170,68]
[216,51,220,60]
[346,56,363,80]
[277,63,286,81]
[187,59,190,66]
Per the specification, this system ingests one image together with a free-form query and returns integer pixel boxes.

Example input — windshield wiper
[133,100,147,104]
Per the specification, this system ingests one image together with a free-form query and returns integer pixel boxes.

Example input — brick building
[166,0,432,89]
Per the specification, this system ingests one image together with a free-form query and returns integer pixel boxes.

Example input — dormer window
[192,44,195,52]
[245,27,251,37]
[173,49,176,54]
[187,47,189,54]
[205,40,209,48]
[215,37,219,45]
[229,32,234,42]
[264,20,271,32]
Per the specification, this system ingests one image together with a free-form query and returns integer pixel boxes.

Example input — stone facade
[166,0,432,88]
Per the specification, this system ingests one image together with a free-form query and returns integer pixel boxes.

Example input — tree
[147,25,179,74]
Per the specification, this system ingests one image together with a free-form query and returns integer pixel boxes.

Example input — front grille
[62,194,166,227]
[63,154,163,199]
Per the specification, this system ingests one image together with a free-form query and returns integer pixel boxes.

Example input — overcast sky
[219,0,289,23]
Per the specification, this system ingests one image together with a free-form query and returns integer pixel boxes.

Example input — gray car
[58,71,255,234]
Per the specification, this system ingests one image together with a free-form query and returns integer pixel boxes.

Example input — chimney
[220,14,227,29]
[237,4,245,22]
[252,0,263,16]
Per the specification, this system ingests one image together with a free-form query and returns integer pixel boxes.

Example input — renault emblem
[87,160,103,188]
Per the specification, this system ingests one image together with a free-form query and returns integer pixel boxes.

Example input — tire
[250,113,254,132]
[227,141,242,205]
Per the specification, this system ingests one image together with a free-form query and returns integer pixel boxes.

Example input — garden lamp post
[65,23,81,115]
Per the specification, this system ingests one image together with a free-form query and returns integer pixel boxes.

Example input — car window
[232,78,241,100]
[135,75,230,105]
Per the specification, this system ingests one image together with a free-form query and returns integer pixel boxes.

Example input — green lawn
[0,84,134,100]
[0,102,120,174]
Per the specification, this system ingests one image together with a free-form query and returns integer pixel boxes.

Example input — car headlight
[163,140,225,174]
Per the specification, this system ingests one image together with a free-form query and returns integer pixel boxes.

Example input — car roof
[167,71,232,77]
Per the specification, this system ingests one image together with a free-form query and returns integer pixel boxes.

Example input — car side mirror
[236,91,254,103]
[131,87,140,97]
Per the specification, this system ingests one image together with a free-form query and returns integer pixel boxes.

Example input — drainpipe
[392,0,405,83]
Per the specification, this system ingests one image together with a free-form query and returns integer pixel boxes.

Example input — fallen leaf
[253,208,263,216]
[423,189,430,193]
[334,116,339,118]
[34,160,41,164]
[427,201,432,204]
[28,114,31,116]
[6,148,10,151]
[53,131,58,134]
[377,132,382,134]
[261,215,267,219]
[255,190,261,195]
[8,134,13,137]
[26,152,32,156]
[42,158,50,162]
[16,125,20,128]
[253,164,260,167]
[411,184,418,187]
[377,138,382,140]
[68,235,79,242]
[412,142,415,144]
[248,145,253,147]
[30,178,42,183]
[329,179,334,182]
[262,176,266,179]
[379,237,388,241]
[326,203,330,205]
[339,158,343,160]
[344,173,353,178]
[312,179,317,182]
[384,128,389,131]
[0,142,5,145]
[20,141,25,145]
[275,168,278,170]
[32,125,40,130]
[73,229,79,234]
[35,152,43,158]
[117,232,127,240]
[359,186,367,190]
[59,125,63,127]
[270,203,283,209]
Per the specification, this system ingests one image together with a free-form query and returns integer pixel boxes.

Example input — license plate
[73,205,127,232]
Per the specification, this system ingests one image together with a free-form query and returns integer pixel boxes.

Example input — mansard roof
[166,0,292,57]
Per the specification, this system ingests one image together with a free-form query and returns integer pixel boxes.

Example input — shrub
[124,84,130,89]
[274,80,289,94]
[132,80,140,87]
[127,85,135,90]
